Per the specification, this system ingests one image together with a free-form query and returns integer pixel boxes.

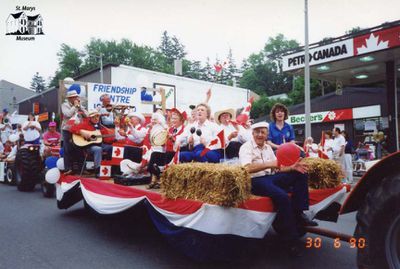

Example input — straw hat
[214,108,236,124]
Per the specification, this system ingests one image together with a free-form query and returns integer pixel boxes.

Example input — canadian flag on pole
[165,146,180,170]
[111,144,125,165]
[200,130,225,157]
[318,131,329,159]
[99,161,112,180]
[236,97,254,124]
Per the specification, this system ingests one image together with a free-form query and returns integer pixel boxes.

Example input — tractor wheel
[355,175,400,269]
[15,148,42,192]
[41,182,55,198]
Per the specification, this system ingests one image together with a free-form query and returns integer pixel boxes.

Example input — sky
[0,0,399,89]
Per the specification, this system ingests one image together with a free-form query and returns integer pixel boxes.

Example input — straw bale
[303,158,343,189]
[161,163,251,207]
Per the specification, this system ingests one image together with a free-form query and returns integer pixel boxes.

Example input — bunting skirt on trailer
[56,175,347,260]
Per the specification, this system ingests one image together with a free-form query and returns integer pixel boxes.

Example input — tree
[250,94,292,119]
[345,26,364,35]
[183,60,203,79]
[239,34,299,96]
[49,44,83,87]
[158,31,186,65]
[30,72,46,93]
[49,39,174,87]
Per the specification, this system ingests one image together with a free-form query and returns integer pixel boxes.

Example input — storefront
[282,20,400,153]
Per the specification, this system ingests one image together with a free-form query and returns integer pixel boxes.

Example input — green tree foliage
[240,34,299,96]
[49,44,82,87]
[158,31,187,65]
[345,26,364,35]
[250,95,291,119]
[30,72,46,93]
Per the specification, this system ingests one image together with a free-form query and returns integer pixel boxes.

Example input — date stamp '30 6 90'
[305,237,366,249]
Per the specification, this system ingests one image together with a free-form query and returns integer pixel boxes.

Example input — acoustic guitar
[72,130,115,147]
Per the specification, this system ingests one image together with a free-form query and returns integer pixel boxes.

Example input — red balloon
[276,143,301,167]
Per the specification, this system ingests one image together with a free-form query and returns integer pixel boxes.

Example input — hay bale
[303,158,343,189]
[161,163,251,207]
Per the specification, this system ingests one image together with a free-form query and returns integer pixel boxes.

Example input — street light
[79,52,103,83]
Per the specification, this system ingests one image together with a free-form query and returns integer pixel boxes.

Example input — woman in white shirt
[177,103,222,163]
[22,113,42,144]
[321,130,334,160]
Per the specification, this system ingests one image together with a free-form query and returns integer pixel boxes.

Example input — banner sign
[87,83,141,110]
[282,40,353,71]
[287,105,380,125]
[37,112,49,122]
[282,25,400,72]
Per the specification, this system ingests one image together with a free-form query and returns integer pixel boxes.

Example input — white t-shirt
[22,121,42,142]
[332,135,346,154]
[323,138,334,159]
[237,125,252,144]
[239,138,277,178]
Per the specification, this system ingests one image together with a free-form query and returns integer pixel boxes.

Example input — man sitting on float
[147,108,187,189]
[176,103,222,163]
[214,108,242,159]
[239,122,317,256]
[70,110,113,177]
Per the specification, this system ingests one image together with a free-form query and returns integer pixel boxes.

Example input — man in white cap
[126,112,147,145]
[70,109,112,177]
[239,121,316,257]
[61,89,88,174]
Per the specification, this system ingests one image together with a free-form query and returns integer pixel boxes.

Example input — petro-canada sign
[282,25,400,72]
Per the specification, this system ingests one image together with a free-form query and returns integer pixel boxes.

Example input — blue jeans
[179,144,222,163]
[251,171,309,240]
[87,144,112,169]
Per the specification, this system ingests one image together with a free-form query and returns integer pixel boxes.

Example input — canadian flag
[140,145,151,167]
[99,161,112,180]
[200,130,225,157]
[165,146,180,170]
[236,97,254,124]
[111,144,125,165]
[318,131,329,159]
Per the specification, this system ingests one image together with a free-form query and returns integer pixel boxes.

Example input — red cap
[170,108,187,121]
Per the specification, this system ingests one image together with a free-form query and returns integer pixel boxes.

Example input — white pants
[343,153,353,183]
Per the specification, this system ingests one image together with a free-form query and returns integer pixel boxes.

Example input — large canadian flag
[200,130,225,157]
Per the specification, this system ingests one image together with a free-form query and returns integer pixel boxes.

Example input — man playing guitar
[70,109,113,177]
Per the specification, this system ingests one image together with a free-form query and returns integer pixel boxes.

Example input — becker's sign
[282,39,353,71]
[287,105,381,125]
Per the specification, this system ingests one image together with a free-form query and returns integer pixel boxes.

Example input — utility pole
[304,0,311,138]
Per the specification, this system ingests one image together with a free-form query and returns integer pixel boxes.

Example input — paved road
[0,184,357,269]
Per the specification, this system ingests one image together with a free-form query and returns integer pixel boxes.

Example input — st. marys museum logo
[5,5,44,41]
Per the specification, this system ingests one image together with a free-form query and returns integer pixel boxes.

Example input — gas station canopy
[282,20,400,86]
[281,20,400,152]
